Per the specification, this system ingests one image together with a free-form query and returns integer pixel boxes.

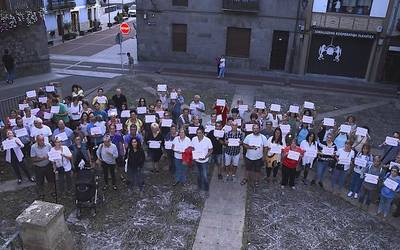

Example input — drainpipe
[288,0,303,74]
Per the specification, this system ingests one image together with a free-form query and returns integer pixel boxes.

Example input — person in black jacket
[125,137,145,194]
[2,49,15,84]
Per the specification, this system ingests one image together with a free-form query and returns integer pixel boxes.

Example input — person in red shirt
[213,101,229,126]
[281,135,304,189]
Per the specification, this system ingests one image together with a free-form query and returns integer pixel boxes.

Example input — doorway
[71,11,80,32]
[269,31,289,70]
[383,50,400,83]
[57,14,64,36]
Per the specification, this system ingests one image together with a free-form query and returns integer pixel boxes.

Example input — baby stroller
[75,167,99,218]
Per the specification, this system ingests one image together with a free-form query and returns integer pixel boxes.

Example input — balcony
[87,0,97,5]
[3,0,43,11]
[47,0,76,11]
[222,0,259,13]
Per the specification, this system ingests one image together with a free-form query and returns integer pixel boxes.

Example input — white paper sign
[2,140,18,150]
[19,103,29,111]
[170,92,177,99]
[323,118,335,127]
[322,147,334,156]
[385,136,399,147]
[305,149,317,158]
[137,107,147,114]
[97,96,107,104]
[9,119,16,126]
[304,101,315,110]
[145,115,156,123]
[338,158,351,165]
[364,174,379,184]
[205,125,215,133]
[234,119,242,126]
[48,151,61,161]
[121,110,130,118]
[238,105,248,111]
[43,112,52,120]
[108,109,118,117]
[269,145,282,154]
[188,126,198,135]
[223,125,232,133]
[390,161,400,169]
[354,157,367,168]
[189,103,198,110]
[38,97,48,104]
[31,108,40,116]
[148,141,161,149]
[156,111,165,118]
[245,124,254,132]
[26,90,37,98]
[248,138,261,147]
[14,128,28,138]
[356,127,368,137]
[164,141,173,150]
[384,178,399,191]
[255,101,266,109]
[90,127,102,136]
[340,124,352,134]
[289,105,299,114]
[213,130,225,138]
[50,106,60,114]
[192,150,206,160]
[228,138,240,147]
[216,99,226,107]
[161,119,173,127]
[288,150,300,161]
[157,84,167,92]
[270,104,281,112]
[45,85,55,92]
[302,115,313,124]
[116,123,123,131]
[55,132,68,142]
[216,115,223,122]
[279,124,290,134]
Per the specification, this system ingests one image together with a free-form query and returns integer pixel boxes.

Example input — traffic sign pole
[119,23,131,71]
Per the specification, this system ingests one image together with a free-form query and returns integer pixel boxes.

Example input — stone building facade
[136,0,394,81]
[0,0,50,78]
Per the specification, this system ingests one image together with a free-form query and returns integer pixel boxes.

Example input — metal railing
[5,0,43,11]
[0,94,25,122]
[0,231,23,250]
[222,0,259,12]
[47,0,76,11]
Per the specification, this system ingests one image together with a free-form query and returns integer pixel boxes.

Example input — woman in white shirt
[266,111,282,129]
[265,127,284,182]
[68,96,82,130]
[347,143,373,199]
[331,140,355,193]
[172,128,192,186]
[49,138,73,195]
[299,132,318,185]
[3,130,34,184]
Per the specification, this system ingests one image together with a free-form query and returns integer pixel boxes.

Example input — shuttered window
[172,24,187,52]
[226,27,251,58]
[172,0,188,6]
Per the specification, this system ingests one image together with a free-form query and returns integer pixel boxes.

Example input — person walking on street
[218,55,226,78]
[2,49,15,84]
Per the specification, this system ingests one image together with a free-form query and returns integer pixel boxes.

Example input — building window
[226,27,251,58]
[327,0,373,15]
[172,0,188,7]
[0,0,7,10]
[172,24,187,52]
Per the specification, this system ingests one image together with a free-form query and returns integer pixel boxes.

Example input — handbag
[266,154,278,168]
[182,147,193,167]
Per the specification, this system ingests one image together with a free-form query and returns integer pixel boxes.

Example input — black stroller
[75,167,99,218]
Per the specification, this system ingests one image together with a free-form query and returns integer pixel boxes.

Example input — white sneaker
[347,191,353,197]
[281,185,285,189]
[291,186,296,190]
[354,193,358,199]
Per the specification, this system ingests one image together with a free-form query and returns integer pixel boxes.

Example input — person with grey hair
[30,118,52,144]
[49,137,73,195]
[189,95,205,118]
[96,134,118,190]
[31,135,54,199]
[52,120,74,147]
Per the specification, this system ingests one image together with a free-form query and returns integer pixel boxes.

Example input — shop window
[172,0,188,6]
[326,0,373,15]
[172,24,187,52]
[226,27,251,58]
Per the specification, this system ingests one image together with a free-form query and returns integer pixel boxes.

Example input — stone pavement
[0,179,34,193]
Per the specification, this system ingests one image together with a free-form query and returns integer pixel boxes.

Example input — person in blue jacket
[377,166,400,218]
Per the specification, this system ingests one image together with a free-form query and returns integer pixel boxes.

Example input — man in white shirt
[243,124,268,187]
[191,127,213,192]
[189,95,206,118]
[30,118,52,144]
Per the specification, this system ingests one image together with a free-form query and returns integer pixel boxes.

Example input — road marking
[97,66,129,71]
[52,69,122,79]
[51,63,92,69]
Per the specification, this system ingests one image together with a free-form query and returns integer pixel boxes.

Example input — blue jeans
[358,186,375,206]
[6,68,15,83]
[175,158,187,183]
[315,160,329,182]
[195,161,209,191]
[349,172,363,193]
[331,168,348,191]
[378,195,394,216]
[127,167,144,191]
[218,67,225,78]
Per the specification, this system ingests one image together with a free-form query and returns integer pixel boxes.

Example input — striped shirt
[225,130,244,156]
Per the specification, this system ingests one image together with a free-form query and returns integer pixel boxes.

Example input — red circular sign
[120,22,130,35]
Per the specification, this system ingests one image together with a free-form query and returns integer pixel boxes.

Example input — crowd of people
[0,82,399,219]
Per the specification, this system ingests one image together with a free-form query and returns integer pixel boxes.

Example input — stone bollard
[16,200,73,250]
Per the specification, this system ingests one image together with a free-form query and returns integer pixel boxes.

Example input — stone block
[16,200,73,250]
[353,17,369,30]
[325,15,340,29]
[339,16,354,30]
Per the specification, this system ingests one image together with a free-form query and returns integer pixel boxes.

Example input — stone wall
[0,20,50,79]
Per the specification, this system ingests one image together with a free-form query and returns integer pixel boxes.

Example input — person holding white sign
[352,126,370,154]
[164,125,178,175]
[189,95,205,118]
[377,166,400,217]
[266,110,282,129]
[347,144,373,199]
[191,127,213,192]
[91,88,108,110]
[96,135,118,191]
[207,122,225,180]
[125,110,143,132]
[379,131,400,165]
[311,134,337,188]
[22,107,36,128]
[299,132,318,185]
[172,128,191,186]
[242,124,268,187]
[12,117,31,155]
[177,106,192,131]
[358,156,382,208]
[3,130,34,184]
[30,118,52,144]
[52,120,74,147]
[297,123,310,146]
[224,121,244,181]
[188,115,202,139]
[50,137,73,195]
[281,136,304,189]
[331,140,354,193]
[146,123,163,173]
[265,127,284,183]
[334,130,348,150]
[68,97,83,130]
